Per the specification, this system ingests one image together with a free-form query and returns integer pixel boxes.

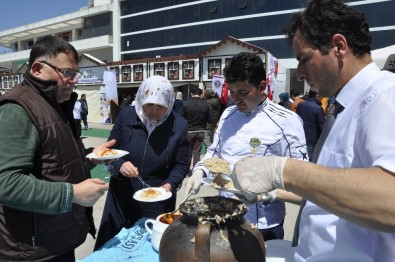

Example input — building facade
[119,0,395,60]
[0,0,394,118]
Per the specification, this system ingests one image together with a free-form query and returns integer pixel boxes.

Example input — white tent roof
[371,45,395,70]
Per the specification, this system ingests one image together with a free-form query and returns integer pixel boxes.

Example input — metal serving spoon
[165,191,193,220]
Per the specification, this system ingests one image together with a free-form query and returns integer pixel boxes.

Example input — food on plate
[203,158,231,176]
[96,148,118,157]
[140,188,162,200]
[212,174,236,189]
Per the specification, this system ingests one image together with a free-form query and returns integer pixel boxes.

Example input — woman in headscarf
[94,76,190,250]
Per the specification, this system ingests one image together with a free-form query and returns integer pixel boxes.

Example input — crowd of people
[0,0,394,261]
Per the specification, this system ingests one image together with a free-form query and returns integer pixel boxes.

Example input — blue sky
[0,0,88,51]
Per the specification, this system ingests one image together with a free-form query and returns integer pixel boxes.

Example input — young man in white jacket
[185,52,308,241]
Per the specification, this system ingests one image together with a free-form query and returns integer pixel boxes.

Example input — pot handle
[195,222,211,262]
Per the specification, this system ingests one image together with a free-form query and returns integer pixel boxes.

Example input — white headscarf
[135,75,175,135]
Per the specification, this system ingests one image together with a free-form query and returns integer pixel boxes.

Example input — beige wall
[75,85,102,124]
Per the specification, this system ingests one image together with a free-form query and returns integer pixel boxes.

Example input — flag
[266,52,278,101]
[220,81,229,107]
[266,78,273,101]
[103,69,118,106]
[212,75,224,98]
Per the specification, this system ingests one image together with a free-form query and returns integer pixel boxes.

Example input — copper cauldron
[159,196,265,262]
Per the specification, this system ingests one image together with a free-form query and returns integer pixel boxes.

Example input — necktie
[291,99,344,246]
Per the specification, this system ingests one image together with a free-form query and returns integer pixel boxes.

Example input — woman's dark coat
[94,106,189,249]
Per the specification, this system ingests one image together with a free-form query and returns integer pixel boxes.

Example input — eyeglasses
[39,60,82,79]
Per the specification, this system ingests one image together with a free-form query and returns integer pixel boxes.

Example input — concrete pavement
[75,123,299,260]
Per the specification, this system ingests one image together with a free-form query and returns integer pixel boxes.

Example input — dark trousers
[74,119,81,137]
[188,131,205,168]
[81,113,88,129]
[259,220,284,241]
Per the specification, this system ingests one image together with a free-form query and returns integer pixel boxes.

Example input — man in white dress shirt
[232,0,395,261]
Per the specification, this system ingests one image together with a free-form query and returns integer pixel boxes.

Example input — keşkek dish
[86,149,129,160]
[203,175,240,194]
[203,158,231,176]
[133,187,172,202]
[202,157,238,192]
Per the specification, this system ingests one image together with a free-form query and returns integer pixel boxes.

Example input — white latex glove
[232,156,287,201]
[184,170,204,197]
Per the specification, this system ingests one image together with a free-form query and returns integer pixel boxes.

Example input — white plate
[86,149,129,160]
[202,177,240,194]
[133,187,172,202]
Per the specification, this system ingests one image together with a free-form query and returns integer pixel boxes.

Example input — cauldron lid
[179,196,247,222]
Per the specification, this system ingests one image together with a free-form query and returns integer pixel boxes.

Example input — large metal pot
[159,196,265,262]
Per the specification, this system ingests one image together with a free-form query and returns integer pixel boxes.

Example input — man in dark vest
[0,36,114,261]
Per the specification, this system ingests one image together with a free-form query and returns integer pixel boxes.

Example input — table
[78,218,159,262]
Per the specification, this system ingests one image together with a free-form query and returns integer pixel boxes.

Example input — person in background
[73,93,82,137]
[0,35,112,261]
[119,92,126,105]
[80,93,89,130]
[301,89,310,100]
[185,52,307,241]
[172,91,184,114]
[290,90,304,112]
[120,93,132,109]
[320,96,330,116]
[296,90,325,161]
[95,75,190,250]
[232,0,395,260]
[180,86,213,168]
[278,92,292,109]
[131,93,137,106]
[203,88,221,149]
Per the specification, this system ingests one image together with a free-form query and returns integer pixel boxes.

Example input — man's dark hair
[308,90,317,98]
[223,52,266,87]
[283,0,371,56]
[190,86,202,96]
[28,36,79,70]
[290,89,300,97]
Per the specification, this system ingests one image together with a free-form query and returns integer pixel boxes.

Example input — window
[209,7,217,14]
[60,32,71,42]
[239,1,247,9]
[2,76,8,89]
[121,65,131,82]
[133,64,143,81]
[111,67,119,82]
[154,63,165,76]
[208,59,222,79]
[13,76,19,87]
[182,61,194,80]
[28,40,34,49]
[289,69,305,95]
[168,62,179,80]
